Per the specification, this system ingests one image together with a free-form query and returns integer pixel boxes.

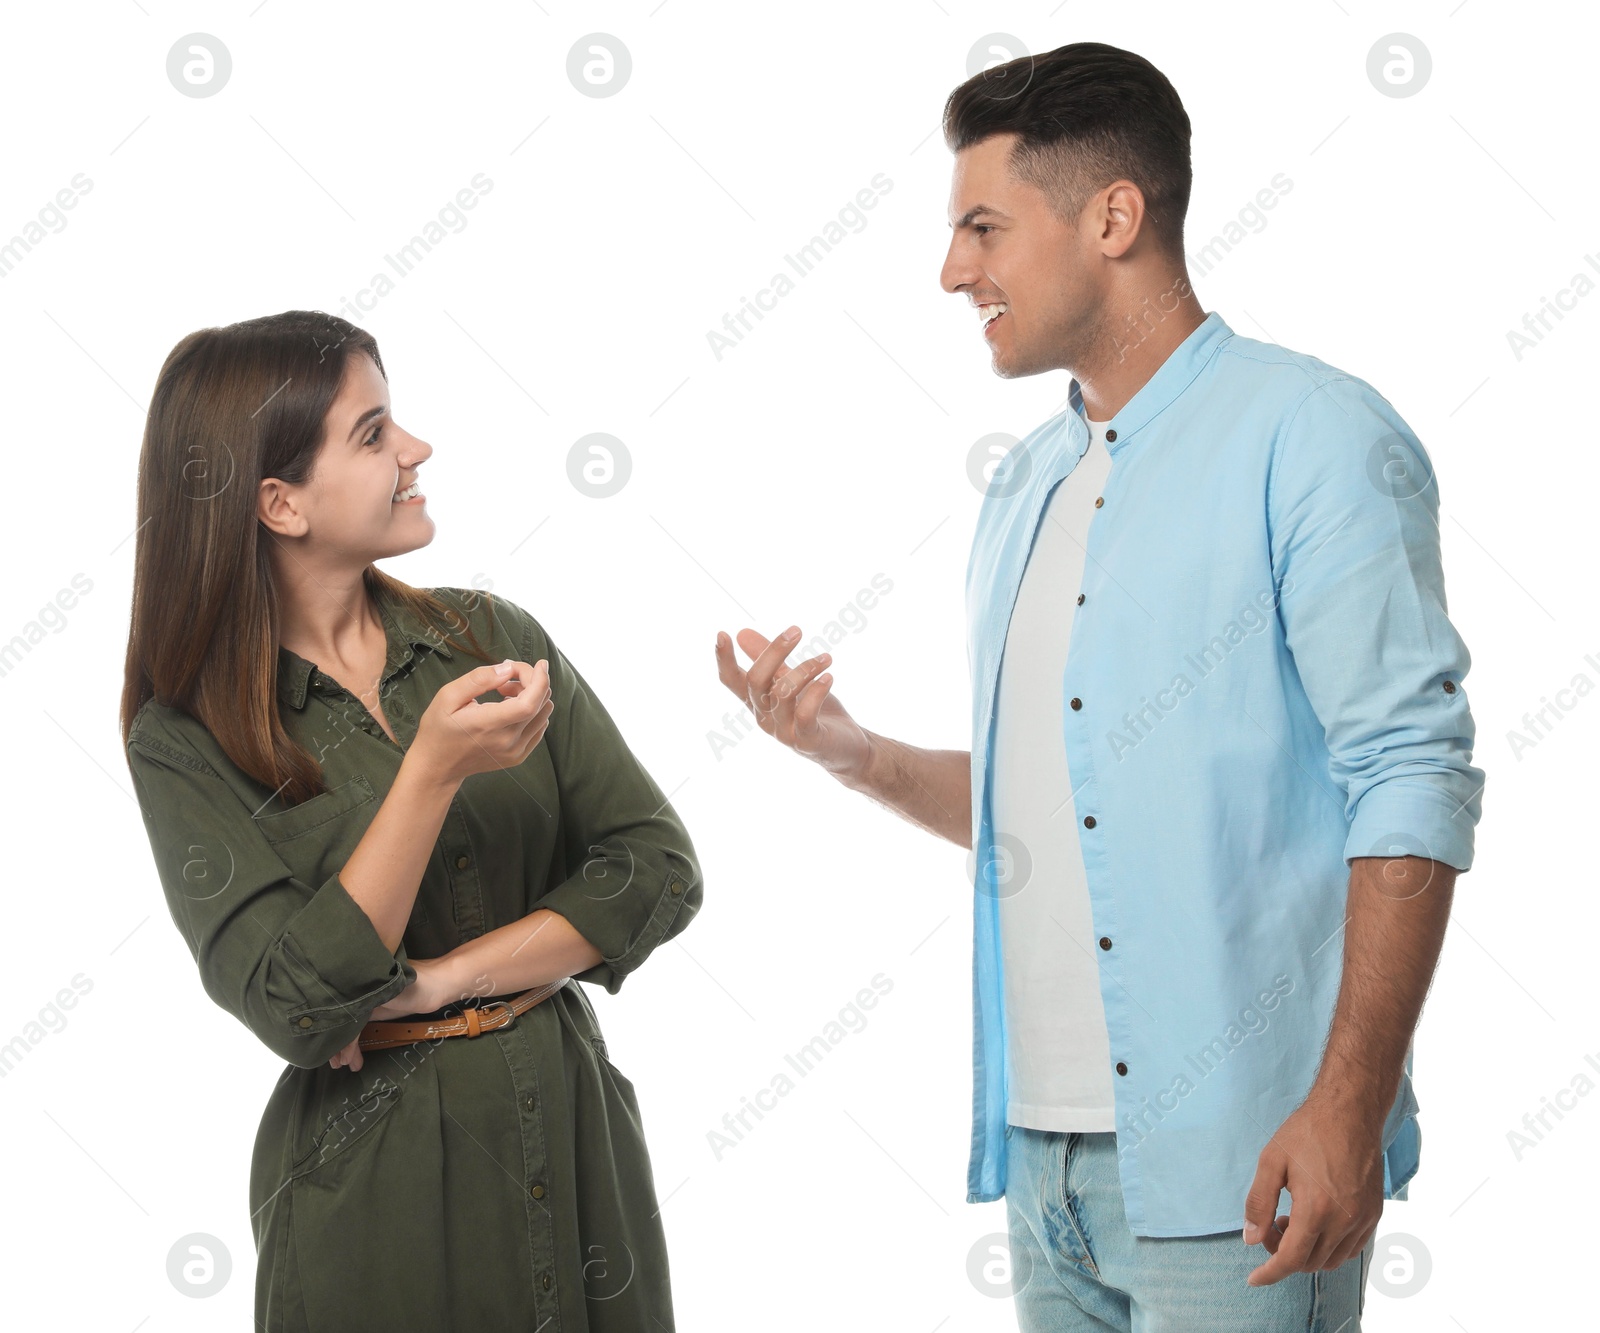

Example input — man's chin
[989,350,1049,380]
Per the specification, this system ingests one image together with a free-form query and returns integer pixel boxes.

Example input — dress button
[530,1184,545,1199]
[297,1016,313,1028]
[1442,680,1456,694]
[1115,1061,1128,1075]
[1070,697,1082,711]
[455,855,469,870]
[1105,429,1117,442]
[1076,593,1085,605]
[1083,815,1096,829]
[1099,936,1112,950]
[1094,496,1104,508]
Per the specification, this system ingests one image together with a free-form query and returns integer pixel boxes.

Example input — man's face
[940,132,1098,379]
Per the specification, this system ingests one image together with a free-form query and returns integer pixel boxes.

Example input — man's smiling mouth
[977,301,1009,332]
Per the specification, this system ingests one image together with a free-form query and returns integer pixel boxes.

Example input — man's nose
[939,237,973,295]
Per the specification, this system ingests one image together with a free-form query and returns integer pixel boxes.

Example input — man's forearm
[835,728,971,849]
[1308,854,1457,1131]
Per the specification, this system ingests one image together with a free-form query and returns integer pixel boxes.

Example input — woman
[119,309,701,1330]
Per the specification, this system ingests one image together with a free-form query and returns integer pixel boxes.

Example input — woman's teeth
[393,481,421,502]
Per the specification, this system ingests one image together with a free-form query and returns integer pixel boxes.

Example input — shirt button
[1070,697,1082,711]
[297,1016,313,1028]
[526,1096,535,1111]
[1094,496,1104,508]
[1105,429,1117,442]
[670,879,683,895]
[529,1184,545,1199]
[455,855,469,870]
[541,1274,552,1291]
[1099,936,1112,950]
[1076,593,1085,606]
[1083,815,1097,829]
[1442,681,1456,694]
[1115,1061,1128,1075]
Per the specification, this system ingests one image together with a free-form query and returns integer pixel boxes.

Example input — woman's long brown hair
[119,309,499,805]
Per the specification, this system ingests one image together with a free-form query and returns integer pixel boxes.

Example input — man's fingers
[744,626,800,694]
[1320,1225,1368,1272]
[1248,1213,1321,1286]
[792,666,834,733]
[714,632,751,700]
[773,655,831,734]
[1241,1153,1285,1248]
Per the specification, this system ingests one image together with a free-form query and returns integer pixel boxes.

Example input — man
[713,40,1483,1331]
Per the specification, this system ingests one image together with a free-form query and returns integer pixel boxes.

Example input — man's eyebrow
[345,404,387,442]
[950,204,1007,229]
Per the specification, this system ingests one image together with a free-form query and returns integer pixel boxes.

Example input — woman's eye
[365,423,385,446]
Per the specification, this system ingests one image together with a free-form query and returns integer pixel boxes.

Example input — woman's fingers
[329,1035,364,1071]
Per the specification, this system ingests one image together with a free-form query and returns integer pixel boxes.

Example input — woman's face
[258,351,435,562]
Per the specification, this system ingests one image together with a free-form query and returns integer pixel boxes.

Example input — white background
[0,1,1592,1328]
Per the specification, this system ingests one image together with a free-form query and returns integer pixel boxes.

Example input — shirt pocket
[255,774,377,885]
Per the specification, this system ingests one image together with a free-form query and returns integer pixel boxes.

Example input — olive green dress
[126,584,702,1331]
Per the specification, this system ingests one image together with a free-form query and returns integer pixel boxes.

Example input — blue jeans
[1003,1125,1374,1332]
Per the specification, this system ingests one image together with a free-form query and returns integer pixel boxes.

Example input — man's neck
[1076,289,1207,421]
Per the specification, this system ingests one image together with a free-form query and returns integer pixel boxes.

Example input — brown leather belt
[358,978,568,1051]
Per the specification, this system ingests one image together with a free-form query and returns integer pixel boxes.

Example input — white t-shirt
[991,412,1117,1131]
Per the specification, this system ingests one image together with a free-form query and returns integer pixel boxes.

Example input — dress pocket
[256,775,376,845]
[288,1070,403,1182]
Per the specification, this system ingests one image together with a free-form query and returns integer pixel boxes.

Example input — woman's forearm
[440,908,605,1001]
[339,751,462,953]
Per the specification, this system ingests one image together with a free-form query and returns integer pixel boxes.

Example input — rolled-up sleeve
[508,601,703,994]
[126,726,417,1066]
[1268,375,1485,872]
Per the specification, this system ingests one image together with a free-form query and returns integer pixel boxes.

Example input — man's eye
[975,224,994,236]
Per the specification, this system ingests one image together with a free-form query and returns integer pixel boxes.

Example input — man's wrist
[1304,1069,1397,1138]
[833,728,883,793]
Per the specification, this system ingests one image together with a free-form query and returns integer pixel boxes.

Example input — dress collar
[276,585,454,710]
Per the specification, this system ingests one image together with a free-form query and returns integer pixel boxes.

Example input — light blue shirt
[963,310,1484,1236]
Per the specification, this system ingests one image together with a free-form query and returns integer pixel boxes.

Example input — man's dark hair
[942,41,1192,264]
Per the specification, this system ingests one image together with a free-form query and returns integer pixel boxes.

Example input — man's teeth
[393,481,420,502]
[978,302,1009,326]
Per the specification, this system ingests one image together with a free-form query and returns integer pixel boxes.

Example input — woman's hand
[409,658,554,789]
[327,957,461,1072]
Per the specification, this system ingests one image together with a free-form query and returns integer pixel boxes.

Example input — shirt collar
[276,585,454,711]
[1067,309,1234,459]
